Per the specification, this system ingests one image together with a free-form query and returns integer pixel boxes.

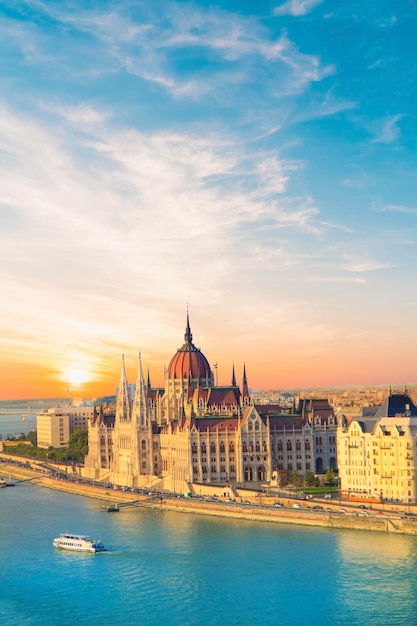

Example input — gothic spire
[133,353,148,428]
[232,363,236,387]
[184,308,193,344]
[117,354,131,420]
[242,363,250,405]
[92,401,98,425]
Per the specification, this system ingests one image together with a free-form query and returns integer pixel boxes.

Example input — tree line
[6,429,88,464]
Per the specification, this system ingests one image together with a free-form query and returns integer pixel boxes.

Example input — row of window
[197,465,234,474]
[192,443,235,453]
[275,442,311,451]
[276,463,311,471]
[193,456,235,463]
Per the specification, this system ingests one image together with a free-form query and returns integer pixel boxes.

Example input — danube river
[1,484,417,625]
[0,411,37,439]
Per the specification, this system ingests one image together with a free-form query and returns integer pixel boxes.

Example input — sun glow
[62,367,93,386]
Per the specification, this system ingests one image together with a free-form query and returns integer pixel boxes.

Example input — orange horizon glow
[1,342,416,402]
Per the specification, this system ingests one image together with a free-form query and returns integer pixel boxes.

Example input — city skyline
[1,1,416,400]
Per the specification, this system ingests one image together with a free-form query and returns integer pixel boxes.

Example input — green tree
[68,428,88,456]
[305,470,318,487]
[324,467,337,486]
[26,430,37,446]
[288,469,304,488]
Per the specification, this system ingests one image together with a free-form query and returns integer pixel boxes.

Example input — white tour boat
[53,533,107,553]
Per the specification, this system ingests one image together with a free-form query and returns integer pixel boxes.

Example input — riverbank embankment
[3,458,417,535]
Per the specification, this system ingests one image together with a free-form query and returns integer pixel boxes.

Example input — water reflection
[337,529,414,561]
[335,531,417,625]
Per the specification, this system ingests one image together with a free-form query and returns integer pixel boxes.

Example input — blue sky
[0,0,416,397]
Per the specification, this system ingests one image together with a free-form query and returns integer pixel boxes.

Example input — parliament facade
[83,315,337,493]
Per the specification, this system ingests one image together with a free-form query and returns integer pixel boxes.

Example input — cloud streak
[370,114,404,144]
[273,0,324,17]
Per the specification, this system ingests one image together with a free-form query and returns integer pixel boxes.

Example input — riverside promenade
[2,454,417,536]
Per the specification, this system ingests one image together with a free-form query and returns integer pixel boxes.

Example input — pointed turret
[146,368,154,402]
[232,364,236,387]
[242,363,250,406]
[133,353,148,428]
[91,401,98,426]
[184,310,193,345]
[117,354,131,421]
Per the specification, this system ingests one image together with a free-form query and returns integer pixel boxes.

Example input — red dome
[168,316,212,382]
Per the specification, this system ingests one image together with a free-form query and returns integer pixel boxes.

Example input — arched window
[141,440,147,451]
[210,443,216,454]
[229,442,235,453]
[245,466,253,481]
[316,457,324,473]
[201,443,206,453]
[258,465,266,481]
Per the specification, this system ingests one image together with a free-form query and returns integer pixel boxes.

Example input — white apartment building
[37,405,94,449]
[337,391,417,504]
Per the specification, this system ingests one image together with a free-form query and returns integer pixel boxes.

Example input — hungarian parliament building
[83,315,338,493]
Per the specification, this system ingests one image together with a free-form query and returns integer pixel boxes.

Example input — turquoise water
[1,484,417,626]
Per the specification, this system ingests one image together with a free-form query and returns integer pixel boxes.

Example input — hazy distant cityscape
[3,383,416,411]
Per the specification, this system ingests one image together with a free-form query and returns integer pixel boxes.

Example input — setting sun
[63,367,92,386]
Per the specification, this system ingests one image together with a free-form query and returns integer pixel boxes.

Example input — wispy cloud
[292,90,356,125]
[371,114,404,144]
[273,0,323,17]
[0,102,324,322]
[371,203,417,215]
[46,102,109,127]
[5,2,333,103]
[341,258,395,273]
